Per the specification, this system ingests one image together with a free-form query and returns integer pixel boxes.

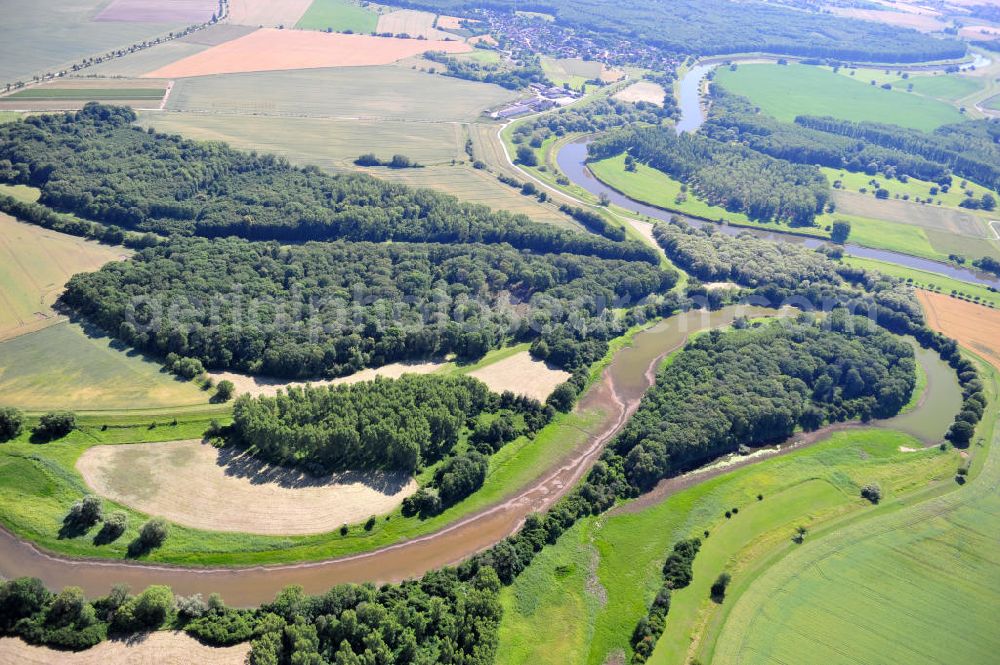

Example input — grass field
[163,65,516,120]
[3,87,165,100]
[825,167,994,211]
[899,72,983,101]
[498,428,961,665]
[0,212,127,340]
[295,0,379,33]
[0,112,22,124]
[712,357,1000,665]
[844,256,1000,309]
[0,321,209,411]
[714,64,965,131]
[541,57,603,90]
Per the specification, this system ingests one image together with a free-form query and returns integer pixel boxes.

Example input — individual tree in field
[129,518,169,556]
[710,572,731,601]
[516,145,538,166]
[831,220,851,244]
[860,483,882,504]
[34,411,76,441]
[215,380,235,402]
[0,407,23,441]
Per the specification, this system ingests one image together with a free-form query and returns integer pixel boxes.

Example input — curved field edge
[708,351,1000,665]
[0,319,665,567]
[496,348,970,665]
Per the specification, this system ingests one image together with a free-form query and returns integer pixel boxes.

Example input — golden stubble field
[918,289,1000,371]
[0,633,248,665]
[142,28,471,77]
[76,439,417,535]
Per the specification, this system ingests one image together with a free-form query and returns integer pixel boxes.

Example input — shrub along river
[0,307,961,604]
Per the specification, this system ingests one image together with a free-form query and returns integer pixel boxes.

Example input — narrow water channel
[0,307,777,605]
[557,140,1000,288]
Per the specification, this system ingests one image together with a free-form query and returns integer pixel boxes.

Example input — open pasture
[141,28,471,77]
[0,321,208,411]
[161,65,516,120]
[77,440,417,535]
[230,0,314,27]
[541,57,604,90]
[377,9,456,40]
[296,0,379,33]
[712,359,1000,665]
[0,78,168,111]
[468,351,571,401]
[900,72,983,101]
[140,112,463,167]
[498,427,959,665]
[0,0,197,84]
[714,63,965,131]
[0,213,127,341]
[919,289,1000,370]
[0,633,248,665]
[95,0,217,23]
[613,80,666,106]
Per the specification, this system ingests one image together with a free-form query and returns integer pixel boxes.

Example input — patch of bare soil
[468,350,571,401]
[208,360,445,398]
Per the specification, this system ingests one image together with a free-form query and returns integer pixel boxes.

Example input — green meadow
[295,0,379,33]
[713,357,1000,665]
[714,63,965,131]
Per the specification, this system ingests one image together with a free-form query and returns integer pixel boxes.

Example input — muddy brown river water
[0,307,781,605]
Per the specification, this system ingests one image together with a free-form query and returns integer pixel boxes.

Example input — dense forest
[0,105,655,263]
[589,126,830,225]
[60,236,673,378]
[606,317,916,489]
[510,98,677,150]
[0,569,503,664]
[795,116,1000,192]
[703,87,954,184]
[394,0,965,62]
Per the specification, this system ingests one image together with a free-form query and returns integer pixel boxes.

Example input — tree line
[0,104,656,264]
[0,568,503,664]
[60,235,674,379]
[588,125,830,226]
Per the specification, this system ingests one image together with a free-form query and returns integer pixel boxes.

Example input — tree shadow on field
[214,444,410,495]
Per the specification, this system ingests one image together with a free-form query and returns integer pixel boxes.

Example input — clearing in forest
[468,351,571,401]
[613,80,666,106]
[208,360,446,398]
[0,633,248,665]
[142,28,471,78]
[918,289,1000,370]
[0,213,128,341]
[77,440,418,535]
[714,63,964,131]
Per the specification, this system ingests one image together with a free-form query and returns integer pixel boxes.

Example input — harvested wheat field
[0,214,129,341]
[437,15,467,30]
[613,80,666,105]
[829,7,946,31]
[468,351,571,401]
[228,0,314,27]
[95,0,218,23]
[918,290,1000,370]
[209,360,446,398]
[377,9,457,40]
[0,633,249,665]
[142,28,471,77]
[78,440,418,535]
